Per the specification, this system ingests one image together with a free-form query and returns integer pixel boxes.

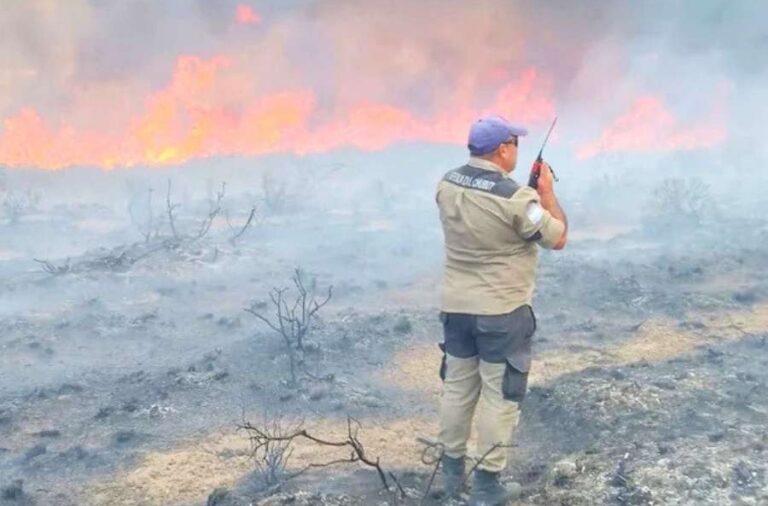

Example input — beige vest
[436,158,564,315]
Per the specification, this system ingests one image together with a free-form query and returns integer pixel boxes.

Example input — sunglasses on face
[502,136,518,147]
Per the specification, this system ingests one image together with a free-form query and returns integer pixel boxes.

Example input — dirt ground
[1,166,767,506]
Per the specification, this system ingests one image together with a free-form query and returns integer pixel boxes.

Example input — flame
[0,56,554,170]
[235,4,261,25]
[261,65,553,155]
[0,1,740,171]
[577,96,727,159]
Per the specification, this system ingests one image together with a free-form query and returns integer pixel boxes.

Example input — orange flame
[0,56,554,170]
[235,4,261,25]
[577,96,727,159]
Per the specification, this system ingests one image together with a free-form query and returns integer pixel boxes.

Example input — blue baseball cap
[467,115,528,156]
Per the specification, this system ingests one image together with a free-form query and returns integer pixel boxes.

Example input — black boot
[468,469,520,506]
[441,455,465,498]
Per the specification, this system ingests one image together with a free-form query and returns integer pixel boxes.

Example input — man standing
[435,115,568,505]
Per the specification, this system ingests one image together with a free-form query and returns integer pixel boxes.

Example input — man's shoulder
[505,186,543,219]
[510,185,538,202]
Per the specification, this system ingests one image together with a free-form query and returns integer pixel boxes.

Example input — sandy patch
[85,416,439,506]
[86,431,252,506]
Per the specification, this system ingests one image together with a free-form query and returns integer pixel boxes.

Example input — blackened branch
[194,182,226,240]
[244,270,332,385]
[416,438,445,503]
[462,443,515,488]
[238,416,395,493]
[229,205,258,243]
[33,258,71,275]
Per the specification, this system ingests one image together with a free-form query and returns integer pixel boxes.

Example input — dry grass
[85,416,438,506]
[87,431,252,506]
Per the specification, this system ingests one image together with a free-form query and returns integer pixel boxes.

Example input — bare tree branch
[33,258,71,275]
[462,443,515,488]
[416,438,444,504]
[389,471,407,501]
[228,205,258,244]
[244,271,332,385]
[239,416,396,493]
[193,182,226,240]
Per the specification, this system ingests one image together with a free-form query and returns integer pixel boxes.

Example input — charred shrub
[2,190,41,225]
[1,168,42,225]
[261,170,291,215]
[642,177,718,234]
[245,268,333,386]
[1,479,25,501]
[393,316,412,335]
[250,416,295,490]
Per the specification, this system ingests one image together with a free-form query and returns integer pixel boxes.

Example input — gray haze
[1,2,767,505]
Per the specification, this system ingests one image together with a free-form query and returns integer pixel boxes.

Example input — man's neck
[468,156,506,174]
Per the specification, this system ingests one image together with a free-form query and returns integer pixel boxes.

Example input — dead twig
[193,182,226,241]
[228,205,258,244]
[239,416,395,493]
[290,268,333,351]
[245,287,299,384]
[417,438,445,504]
[33,258,71,275]
[389,471,407,501]
[461,443,515,488]
[166,179,180,240]
[300,362,334,382]
[244,269,333,385]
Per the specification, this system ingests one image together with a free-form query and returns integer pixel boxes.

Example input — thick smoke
[1,6,767,502]
[0,0,765,168]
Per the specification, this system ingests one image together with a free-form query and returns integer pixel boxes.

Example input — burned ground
[0,162,767,506]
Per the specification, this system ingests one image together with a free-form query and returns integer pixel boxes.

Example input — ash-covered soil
[1,163,767,506]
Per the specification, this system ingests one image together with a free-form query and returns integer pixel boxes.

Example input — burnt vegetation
[245,268,333,386]
[643,177,719,232]
[1,161,767,506]
[229,414,515,506]
[0,170,42,226]
[33,178,260,276]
